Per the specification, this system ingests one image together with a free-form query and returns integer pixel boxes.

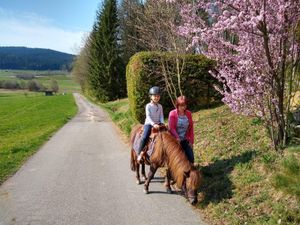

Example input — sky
[0,0,102,54]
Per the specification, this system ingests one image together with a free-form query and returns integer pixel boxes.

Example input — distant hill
[0,46,75,71]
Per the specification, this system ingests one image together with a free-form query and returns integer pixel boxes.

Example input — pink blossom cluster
[177,0,300,118]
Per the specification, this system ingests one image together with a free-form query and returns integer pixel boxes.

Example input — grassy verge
[0,92,77,184]
[99,98,299,225]
[194,105,299,224]
[97,98,138,136]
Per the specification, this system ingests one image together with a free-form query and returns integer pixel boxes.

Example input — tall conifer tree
[88,0,125,102]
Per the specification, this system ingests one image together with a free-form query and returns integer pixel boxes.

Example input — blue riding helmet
[149,86,161,96]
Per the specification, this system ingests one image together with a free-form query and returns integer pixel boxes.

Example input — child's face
[151,95,160,103]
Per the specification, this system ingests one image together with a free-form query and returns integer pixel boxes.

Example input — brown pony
[130,124,202,205]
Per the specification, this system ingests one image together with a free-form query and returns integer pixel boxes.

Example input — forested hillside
[0,47,74,71]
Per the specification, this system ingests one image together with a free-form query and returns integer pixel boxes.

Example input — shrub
[27,80,45,92]
[126,51,221,123]
[2,80,20,89]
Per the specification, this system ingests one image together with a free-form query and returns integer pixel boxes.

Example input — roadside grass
[272,145,300,200]
[0,69,80,93]
[100,98,300,225]
[0,92,77,184]
[194,105,299,225]
[97,98,138,136]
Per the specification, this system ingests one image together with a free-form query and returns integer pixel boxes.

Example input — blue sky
[0,0,102,54]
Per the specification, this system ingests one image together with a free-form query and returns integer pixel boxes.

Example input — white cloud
[0,8,87,54]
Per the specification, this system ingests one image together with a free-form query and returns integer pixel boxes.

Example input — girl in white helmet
[137,86,164,162]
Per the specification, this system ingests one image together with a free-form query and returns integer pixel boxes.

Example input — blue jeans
[137,124,152,154]
[180,140,194,163]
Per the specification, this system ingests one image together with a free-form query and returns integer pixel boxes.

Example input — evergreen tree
[88,0,126,102]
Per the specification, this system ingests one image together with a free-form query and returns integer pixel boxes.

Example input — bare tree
[72,36,91,93]
[131,0,194,105]
[119,0,145,65]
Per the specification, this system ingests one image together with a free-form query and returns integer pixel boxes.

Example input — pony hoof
[143,189,149,194]
[136,180,142,185]
[166,187,172,194]
[190,198,198,205]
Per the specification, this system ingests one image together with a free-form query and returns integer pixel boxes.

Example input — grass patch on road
[0,92,77,184]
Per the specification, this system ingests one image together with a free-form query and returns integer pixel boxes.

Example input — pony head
[184,166,201,205]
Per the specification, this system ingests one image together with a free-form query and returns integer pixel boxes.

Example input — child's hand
[153,124,160,129]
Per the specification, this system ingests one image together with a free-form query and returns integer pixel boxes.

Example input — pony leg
[136,163,142,185]
[144,165,157,194]
[181,178,187,196]
[165,168,172,194]
[141,163,147,181]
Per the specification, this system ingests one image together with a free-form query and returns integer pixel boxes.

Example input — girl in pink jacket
[168,96,194,163]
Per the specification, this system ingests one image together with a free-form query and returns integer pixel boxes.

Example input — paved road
[0,93,207,225]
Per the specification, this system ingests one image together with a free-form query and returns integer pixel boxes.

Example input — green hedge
[126,51,221,123]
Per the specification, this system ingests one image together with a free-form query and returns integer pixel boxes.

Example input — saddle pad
[133,133,142,155]
[133,133,156,157]
[147,139,155,157]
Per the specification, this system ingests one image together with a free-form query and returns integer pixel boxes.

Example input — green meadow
[0,92,77,184]
[37,75,81,92]
[0,69,81,93]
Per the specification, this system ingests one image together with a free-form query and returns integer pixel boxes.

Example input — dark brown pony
[130,124,202,205]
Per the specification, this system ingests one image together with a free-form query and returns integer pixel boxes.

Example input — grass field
[99,98,300,225]
[0,92,78,184]
[0,69,81,93]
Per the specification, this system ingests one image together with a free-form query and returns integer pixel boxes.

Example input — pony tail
[129,124,143,172]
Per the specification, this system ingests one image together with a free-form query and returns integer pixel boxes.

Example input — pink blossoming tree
[175,0,300,149]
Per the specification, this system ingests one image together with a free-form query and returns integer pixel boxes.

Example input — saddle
[133,124,167,163]
[140,124,165,139]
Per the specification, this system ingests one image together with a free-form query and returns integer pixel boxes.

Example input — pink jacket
[168,109,194,144]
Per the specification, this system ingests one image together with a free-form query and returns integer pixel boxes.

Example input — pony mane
[153,131,193,188]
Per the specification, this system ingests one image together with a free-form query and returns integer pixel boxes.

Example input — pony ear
[184,170,190,178]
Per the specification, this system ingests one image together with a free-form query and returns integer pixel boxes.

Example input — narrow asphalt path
[0,93,207,225]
